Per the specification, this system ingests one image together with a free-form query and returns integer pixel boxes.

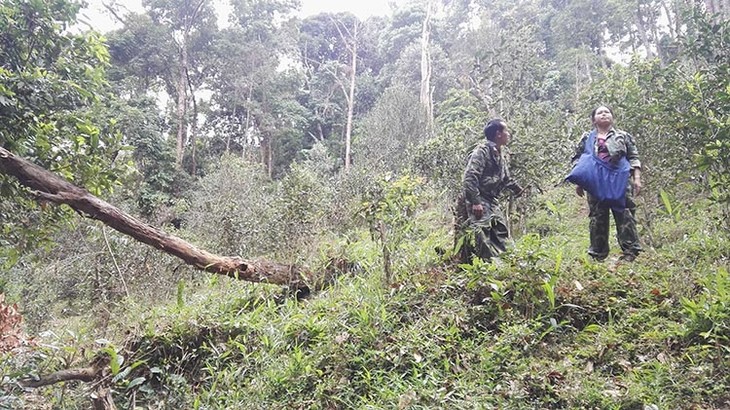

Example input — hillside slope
[2,186,729,409]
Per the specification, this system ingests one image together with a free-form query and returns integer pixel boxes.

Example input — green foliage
[362,174,423,231]
[679,11,730,205]
[276,158,333,248]
[459,234,571,334]
[355,85,431,174]
[185,151,342,260]
[411,89,490,200]
[0,1,118,173]
[0,0,132,257]
[681,268,730,350]
[658,189,682,221]
[698,136,730,204]
[106,96,187,217]
[362,174,425,283]
[184,156,275,256]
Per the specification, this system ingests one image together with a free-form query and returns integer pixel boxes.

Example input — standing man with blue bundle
[568,105,643,262]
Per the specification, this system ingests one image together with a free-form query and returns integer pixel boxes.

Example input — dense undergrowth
[1,185,729,410]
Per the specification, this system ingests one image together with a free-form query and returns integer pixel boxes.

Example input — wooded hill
[1,0,729,408]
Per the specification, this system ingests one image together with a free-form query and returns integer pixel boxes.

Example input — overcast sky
[79,0,402,33]
[299,0,400,19]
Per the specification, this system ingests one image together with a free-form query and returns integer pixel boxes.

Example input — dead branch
[19,367,98,388]
[19,353,116,410]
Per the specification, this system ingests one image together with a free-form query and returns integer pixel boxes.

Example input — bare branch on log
[19,354,117,410]
[19,367,98,388]
[0,147,310,290]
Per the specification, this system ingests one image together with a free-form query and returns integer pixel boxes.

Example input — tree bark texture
[635,5,655,59]
[175,40,188,169]
[420,0,434,126]
[341,21,358,172]
[20,367,98,388]
[20,355,117,410]
[186,67,198,175]
[0,147,310,290]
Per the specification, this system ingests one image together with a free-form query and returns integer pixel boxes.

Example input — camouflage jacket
[463,140,523,205]
[570,128,642,169]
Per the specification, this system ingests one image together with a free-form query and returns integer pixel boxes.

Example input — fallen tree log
[0,147,310,290]
[20,367,99,387]
[20,354,116,410]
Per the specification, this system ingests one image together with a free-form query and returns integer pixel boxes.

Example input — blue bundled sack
[566,131,630,210]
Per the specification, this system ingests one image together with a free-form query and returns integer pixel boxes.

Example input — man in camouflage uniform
[571,105,642,261]
[456,119,524,263]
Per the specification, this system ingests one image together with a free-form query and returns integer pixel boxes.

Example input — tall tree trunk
[268,133,274,177]
[651,20,666,66]
[660,0,677,39]
[175,41,188,169]
[420,0,434,127]
[227,103,235,153]
[260,131,270,177]
[636,4,655,59]
[344,23,358,172]
[175,0,206,169]
[187,69,198,175]
[191,97,197,175]
[244,84,253,159]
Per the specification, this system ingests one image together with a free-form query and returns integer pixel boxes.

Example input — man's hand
[471,204,484,220]
[576,186,584,197]
[633,177,642,196]
[632,168,642,196]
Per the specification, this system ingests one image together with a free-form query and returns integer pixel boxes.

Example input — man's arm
[463,145,488,205]
[504,169,524,197]
[625,133,642,195]
[624,132,641,169]
[463,145,491,219]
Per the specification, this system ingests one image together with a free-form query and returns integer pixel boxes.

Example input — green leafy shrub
[681,268,730,350]
[361,174,425,283]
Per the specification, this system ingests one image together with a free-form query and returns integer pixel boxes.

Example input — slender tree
[420,0,435,126]
[142,0,217,170]
[331,16,361,171]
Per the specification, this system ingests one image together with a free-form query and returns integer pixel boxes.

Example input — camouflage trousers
[586,186,642,260]
[454,195,509,263]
